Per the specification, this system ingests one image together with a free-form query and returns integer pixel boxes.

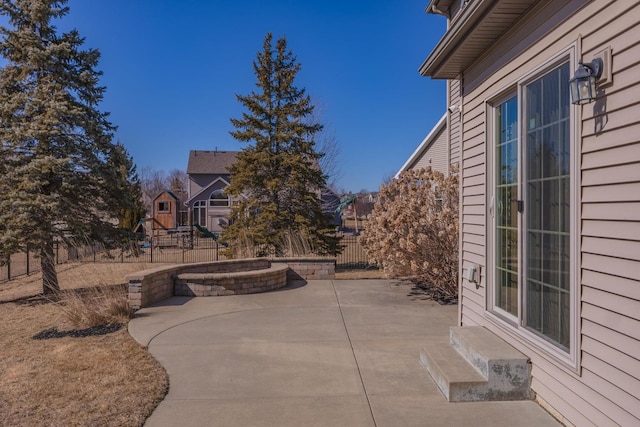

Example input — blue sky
[57,0,447,192]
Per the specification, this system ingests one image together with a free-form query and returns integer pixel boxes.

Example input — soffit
[420,0,539,79]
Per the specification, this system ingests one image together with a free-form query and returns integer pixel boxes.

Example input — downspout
[457,72,464,327]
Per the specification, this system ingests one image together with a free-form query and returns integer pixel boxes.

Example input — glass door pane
[495,96,519,316]
[524,63,571,350]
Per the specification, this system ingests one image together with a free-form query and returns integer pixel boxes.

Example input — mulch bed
[32,323,124,340]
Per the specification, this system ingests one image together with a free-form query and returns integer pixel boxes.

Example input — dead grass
[53,284,134,328]
[0,262,170,303]
[0,262,169,427]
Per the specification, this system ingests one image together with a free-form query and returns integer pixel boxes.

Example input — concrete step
[420,327,532,402]
[420,339,488,402]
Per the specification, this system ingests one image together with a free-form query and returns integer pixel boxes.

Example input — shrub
[54,285,133,328]
[361,167,459,300]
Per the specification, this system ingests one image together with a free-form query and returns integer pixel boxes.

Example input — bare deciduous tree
[139,167,188,215]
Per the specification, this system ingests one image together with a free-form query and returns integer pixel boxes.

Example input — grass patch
[0,263,169,427]
[52,284,133,328]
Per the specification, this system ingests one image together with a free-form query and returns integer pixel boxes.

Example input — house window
[209,189,229,207]
[489,60,574,353]
[157,201,170,213]
[193,200,207,226]
[495,95,519,317]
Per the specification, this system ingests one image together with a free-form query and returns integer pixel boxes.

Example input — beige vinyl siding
[409,125,449,174]
[453,0,640,425]
[188,179,201,198]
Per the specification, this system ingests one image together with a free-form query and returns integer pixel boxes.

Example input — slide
[194,223,218,240]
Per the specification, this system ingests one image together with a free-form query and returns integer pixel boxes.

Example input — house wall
[409,125,449,174]
[187,175,232,233]
[188,174,218,199]
[153,193,176,230]
[456,1,640,425]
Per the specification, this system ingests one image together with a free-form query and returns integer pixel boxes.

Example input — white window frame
[209,189,230,208]
[193,200,207,226]
[485,44,581,371]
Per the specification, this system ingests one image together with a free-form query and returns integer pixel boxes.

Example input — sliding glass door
[491,62,572,351]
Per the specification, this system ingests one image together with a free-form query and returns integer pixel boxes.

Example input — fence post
[216,240,219,261]
[26,246,30,275]
[150,235,153,263]
[6,255,10,281]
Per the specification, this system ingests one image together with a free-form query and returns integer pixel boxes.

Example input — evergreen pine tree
[0,0,139,293]
[223,33,338,257]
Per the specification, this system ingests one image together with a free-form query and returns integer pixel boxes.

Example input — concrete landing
[129,280,558,427]
[421,326,531,402]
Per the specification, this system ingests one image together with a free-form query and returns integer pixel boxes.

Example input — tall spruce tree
[223,33,338,256]
[0,0,139,293]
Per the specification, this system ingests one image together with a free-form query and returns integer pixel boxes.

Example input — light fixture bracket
[582,58,603,80]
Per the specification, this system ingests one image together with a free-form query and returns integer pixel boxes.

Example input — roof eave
[419,0,488,79]
[420,0,539,79]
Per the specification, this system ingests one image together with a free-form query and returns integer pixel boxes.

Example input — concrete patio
[128,279,559,426]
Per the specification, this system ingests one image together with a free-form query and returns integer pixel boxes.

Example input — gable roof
[187,150,238,175]
[185,176,231,206]
[395,113,447,178]
[152,189,180,202]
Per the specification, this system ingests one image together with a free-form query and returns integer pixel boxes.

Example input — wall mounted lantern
[569,58,603,105]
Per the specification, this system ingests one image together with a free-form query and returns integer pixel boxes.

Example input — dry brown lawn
[0,262,170,427]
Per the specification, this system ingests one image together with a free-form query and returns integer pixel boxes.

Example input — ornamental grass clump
[361,166,459,302]
[54,284,133,328]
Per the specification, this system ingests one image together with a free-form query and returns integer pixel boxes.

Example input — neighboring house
[420,0,640,425]
[151,190,184,230]
[186,149,340,232]
[185,150,237,233]
[365,192,378,204]
[395,113,450,177]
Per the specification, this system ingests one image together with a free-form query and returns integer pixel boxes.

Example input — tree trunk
[40,240,59,294]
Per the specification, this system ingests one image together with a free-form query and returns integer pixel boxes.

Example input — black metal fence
[0,235,224,283]
[1,232,375,283]
[335,234,377,270]
[0,242,104,283]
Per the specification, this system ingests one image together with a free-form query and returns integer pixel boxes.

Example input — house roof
[187,150,238,175]
[153,189,180,202]
[420,0,539,79]
[395,113,447,178]
[185,176,231,206]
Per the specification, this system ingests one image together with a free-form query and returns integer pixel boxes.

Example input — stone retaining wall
[275,257,335,281]
[127,257,335,310]
[175,263,289,297]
